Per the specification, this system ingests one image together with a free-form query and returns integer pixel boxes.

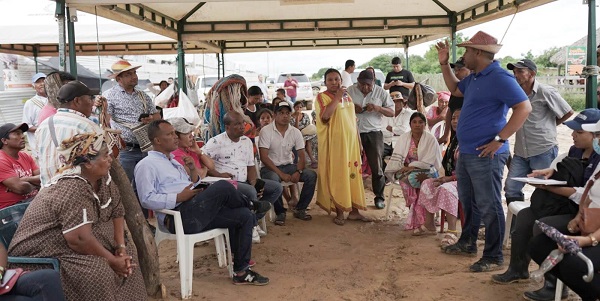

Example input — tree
[535,47,560,68]
[311,67,334,80]
[362,52,404,74]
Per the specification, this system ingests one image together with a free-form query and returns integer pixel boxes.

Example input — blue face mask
[594,138,600,155]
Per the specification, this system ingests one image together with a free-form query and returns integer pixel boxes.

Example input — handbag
[300,124,317,136]
[0,268,27,295]
[395,168,437,189]
[576,170,600,236]
[114,91,153,152]
[407,82,436,110]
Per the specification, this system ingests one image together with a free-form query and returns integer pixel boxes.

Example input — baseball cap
[168,117,196,134]
[0,123,28,148]
[565,109,600,131]
[450,57,466,69]
[357,70,374,84]
[274,101,292,113]
[507,59,537,73]
[57,81,100,104]
[32,73,46,84]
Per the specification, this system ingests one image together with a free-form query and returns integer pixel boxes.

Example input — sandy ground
[151,123,584,301]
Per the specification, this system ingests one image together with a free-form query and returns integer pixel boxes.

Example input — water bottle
[341,91,349,108]
[430,165,439,178]
[530,249,564,282]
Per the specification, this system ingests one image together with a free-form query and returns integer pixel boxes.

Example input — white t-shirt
[258,122,304,166]
[202,132,255,182]
[341,70,353,88]
[22,95,47,158]
[382,107,415,148]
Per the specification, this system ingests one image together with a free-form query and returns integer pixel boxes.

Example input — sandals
[346,214,373,222]
[293,210,312,221]
[333,216,345,226]
[412,225,437,236]
[274,213,286,226]
[440,231,459,248]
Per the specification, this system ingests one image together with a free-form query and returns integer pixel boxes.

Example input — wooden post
[110,160,161,297]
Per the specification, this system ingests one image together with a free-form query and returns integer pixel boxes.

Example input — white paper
[1,269,17,287]
[200,176,231,183]
[511,177,567,186]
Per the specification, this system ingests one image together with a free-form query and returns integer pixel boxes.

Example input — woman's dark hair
[159,80,168,86]
[409,112,427,124]
[323,68,341,81]
[258,108,273,119]
[293,100,305,108]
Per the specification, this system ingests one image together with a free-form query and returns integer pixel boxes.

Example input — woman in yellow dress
[315,69,368,225]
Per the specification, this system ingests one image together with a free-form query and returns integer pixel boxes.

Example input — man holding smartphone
[203,112,283,223]
[384,56,415,96]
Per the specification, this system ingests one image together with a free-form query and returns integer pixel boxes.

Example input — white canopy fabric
[64,0,555,53]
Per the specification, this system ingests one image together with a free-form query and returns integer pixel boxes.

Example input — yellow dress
[315,91,366,213]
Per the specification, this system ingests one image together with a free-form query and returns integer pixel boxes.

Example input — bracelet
[0,266,5,273]
[116,244,126,250]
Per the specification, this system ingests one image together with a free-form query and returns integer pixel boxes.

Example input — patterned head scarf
[203,74,253,139]
[55,133,106,177]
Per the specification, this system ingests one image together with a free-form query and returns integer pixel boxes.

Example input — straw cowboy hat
[108,59,141,79]
[457,31,502,54]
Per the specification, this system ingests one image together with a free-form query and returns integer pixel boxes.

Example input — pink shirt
[0,151,39,208]
[37,104,58,124]
[172,148,202,169]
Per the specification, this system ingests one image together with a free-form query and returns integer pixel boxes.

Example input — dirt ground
[151,122,584,301]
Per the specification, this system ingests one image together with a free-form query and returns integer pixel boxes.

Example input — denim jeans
[504,146,558,202]
[170,181,254,273]
[260,164,317,214]
[456,151,509,261]
[119,146,148,217]
[3,269,65,301]
[236,179,283,220]
[361,131,385,202]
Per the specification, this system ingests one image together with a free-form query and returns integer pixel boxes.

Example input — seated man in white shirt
[135,120,270,285]
[203,112,283,222]
[382,92,414,172]
[259,101,317,226]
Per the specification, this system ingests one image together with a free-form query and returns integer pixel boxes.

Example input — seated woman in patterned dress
[418,109,461,245]
[8,132,146,301]
[291,101,318,168]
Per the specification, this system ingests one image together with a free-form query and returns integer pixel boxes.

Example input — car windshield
[201,77,219,88]
[277,74,309,83]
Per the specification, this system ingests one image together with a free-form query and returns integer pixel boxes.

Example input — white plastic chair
[154,209,233,299]
[430,121,445,140]
[385,182,402,220]
[503,201,531,247]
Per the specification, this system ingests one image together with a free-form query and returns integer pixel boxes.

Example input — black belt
[125,143,140,148]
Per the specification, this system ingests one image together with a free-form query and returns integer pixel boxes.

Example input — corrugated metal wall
[0,90,35,125]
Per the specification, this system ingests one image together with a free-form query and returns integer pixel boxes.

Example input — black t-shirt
[385,69,415,96]
[245,103,266,128]
[448,95,464,115]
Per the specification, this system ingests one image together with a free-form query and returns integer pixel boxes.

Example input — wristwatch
[494,135,506,143]
[296,170,303,175]
[590,234,598,247]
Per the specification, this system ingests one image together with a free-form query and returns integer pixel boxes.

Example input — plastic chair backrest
[0,203,29,249]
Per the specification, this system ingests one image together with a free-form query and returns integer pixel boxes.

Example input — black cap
[507,59,537,73]
[274,101,292,113]
[450,57,466,69]
[0,123,28,148]
[57,81,100,104]
[357,70,374,84]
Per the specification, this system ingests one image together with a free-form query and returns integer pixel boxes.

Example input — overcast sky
[226,0,598,77]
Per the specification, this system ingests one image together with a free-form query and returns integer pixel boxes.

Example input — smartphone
[138,113,150,122]
[193,182,211,190]
[254,179,266,193]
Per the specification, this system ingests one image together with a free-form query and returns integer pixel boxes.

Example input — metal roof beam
[180,2,206,22]
[431,0,452,14]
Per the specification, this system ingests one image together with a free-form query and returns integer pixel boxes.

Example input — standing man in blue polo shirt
[436,31,531,272]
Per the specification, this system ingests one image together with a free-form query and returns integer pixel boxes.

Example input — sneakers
[252,201,272,215]
[441,242,477,257]
[232,269,269,286]
[252,227,261,244]
[256,227,267,237]
[469,258,504,273]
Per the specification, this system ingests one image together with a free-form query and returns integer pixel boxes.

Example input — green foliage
[535,47,560,68]
[564,93,586,111]
[360,52,404,74]
[311,67,335,80]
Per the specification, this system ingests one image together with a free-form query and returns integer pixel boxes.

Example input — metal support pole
[216,53,221,79]
[66,7,77,77]
[451,13,457,62]
[220,51,225,76]
[404,46,409,71]
[177,23,186,94]
[55,0,67,72]
[33,46,39,73]
[586,0,598,109]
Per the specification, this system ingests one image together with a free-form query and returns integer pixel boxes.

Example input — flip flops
[412,225,437,236]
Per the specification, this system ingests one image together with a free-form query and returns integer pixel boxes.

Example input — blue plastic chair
[0,203,60,271]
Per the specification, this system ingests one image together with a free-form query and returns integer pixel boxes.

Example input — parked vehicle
[195,75,219,104]
[273,73,314,109]
[350,68,386,86]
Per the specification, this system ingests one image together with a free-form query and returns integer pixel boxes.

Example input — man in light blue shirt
[134,120,270,285]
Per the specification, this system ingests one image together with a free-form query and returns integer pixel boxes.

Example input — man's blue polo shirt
[457,61,528,155]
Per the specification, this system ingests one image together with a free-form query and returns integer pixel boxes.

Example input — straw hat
[108,59,141,79]
[457,31,502,54]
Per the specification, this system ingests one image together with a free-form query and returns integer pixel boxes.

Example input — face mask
[593,138,600,155]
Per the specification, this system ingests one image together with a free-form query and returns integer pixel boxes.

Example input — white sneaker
[257,227,267,237]
[252,227,261,243]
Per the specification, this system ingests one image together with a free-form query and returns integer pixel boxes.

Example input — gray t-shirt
[348,84,394,133]
[514,81,572,158]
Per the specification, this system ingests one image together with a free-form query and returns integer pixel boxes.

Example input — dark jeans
[236,179,283,220]
[508,207,536,272]
[119,146,148,217]
[456,151,509,261]
[529,214,600,301]
[168,181,254,273]
[3,269,65,301]
[361,131,385,202]
[260,164,317,215]
[382,143,393,173]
